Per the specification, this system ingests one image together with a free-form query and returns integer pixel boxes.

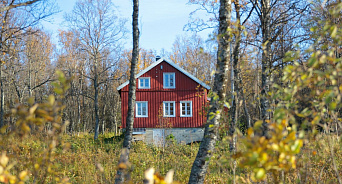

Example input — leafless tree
[0,0,58,128]
[65,0,127,139]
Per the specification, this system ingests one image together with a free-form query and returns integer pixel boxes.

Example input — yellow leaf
[247,128,254,136]
[261,153,268,162]
[48,95,55,105]
[254,120,263,129]
[271,143,279,151]
[0,153,9,167]
[22,123,31,133]
[19,171,28,181]
[279,153,285,162]
[29,104,39,115]
[9,175,16,184]
[34,164,39,170]
[331,26,337,38]
[118,163,127,169]
[255,168,266,180]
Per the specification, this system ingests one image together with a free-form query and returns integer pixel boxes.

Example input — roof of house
[117,58,211,91]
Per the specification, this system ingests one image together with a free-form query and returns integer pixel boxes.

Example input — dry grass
[1,132,341,183]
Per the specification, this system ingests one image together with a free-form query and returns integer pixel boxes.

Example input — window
[138,77,150,89]
[180,101,192,117]
[136,101,148,117]
[163,73,175,88]
[163,101,175,117]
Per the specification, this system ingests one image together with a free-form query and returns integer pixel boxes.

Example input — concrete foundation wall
[165,128,204,144]
[133,128,204,145]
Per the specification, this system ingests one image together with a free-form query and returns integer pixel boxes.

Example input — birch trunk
[229,0,242,153]
[94,60,100,140]
[0,63,3,128]
[115,0,139,183]
[260,0,271,137]
[188,0,231,183]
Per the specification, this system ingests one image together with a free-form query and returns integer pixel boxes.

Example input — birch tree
[65,0,126,139]
[188,0,231,183]
[115,0,139,183]
[248,0,308,136]
[0,0,57,128]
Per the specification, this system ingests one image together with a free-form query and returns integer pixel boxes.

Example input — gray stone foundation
[133,128,204,146]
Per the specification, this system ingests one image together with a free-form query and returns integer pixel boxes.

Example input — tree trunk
[28,58,32,97]
[115,0,139,183]
[229,0,242,153]
[0,63,4,128]
[240,77,251,128]
[260,0,271,137]
[188,0,231,183]
[94,61,100,140]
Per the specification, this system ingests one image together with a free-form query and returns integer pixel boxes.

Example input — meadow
[1,131,341,183]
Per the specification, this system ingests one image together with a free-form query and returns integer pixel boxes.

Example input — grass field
[1,132,341,183]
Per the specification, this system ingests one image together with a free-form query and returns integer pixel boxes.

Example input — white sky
[42,0,213,55]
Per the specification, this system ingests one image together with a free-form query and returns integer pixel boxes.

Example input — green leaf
[331,25,337,38]
[255,168,266,180]
[254,120,263,129]
[329,102,337,110]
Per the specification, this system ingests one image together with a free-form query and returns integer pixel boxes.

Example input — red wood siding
[120,61,208,128]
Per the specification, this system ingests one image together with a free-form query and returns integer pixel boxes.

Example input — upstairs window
[163,73,175,88]
[163,101,175,117]
[136,101,148,117]
[138,77,150,89]
[180,101,192,117]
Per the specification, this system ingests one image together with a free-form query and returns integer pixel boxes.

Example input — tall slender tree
[188,0,231,183]
[115,0,139,183]
[248,0,308,136]
[65,0,126,139]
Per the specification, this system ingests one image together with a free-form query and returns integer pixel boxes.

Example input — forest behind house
[0,0,341,183]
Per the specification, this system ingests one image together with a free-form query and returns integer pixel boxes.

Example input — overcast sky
[42,0,213,55]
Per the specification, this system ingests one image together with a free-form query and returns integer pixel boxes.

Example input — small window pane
[139,78,150,88]
[142,107,146,115]
[163,73,175,88]
[180,101,192,117]
[163,102,175,117]
[136,102,148,117]
[165,75,169,87]
[145,79,149,87]
[170,105,174,115]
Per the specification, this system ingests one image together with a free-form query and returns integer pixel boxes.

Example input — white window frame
[136,101,148,117]
[180,101,192,117]
[163,101,176,117]
[138,77,150,89]
[163,73,175,89]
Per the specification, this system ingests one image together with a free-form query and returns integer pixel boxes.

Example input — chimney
[156,55,161,61]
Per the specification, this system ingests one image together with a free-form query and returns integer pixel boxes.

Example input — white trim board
[117,58,211,91]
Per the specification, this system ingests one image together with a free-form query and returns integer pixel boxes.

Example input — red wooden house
[117,57,210,145]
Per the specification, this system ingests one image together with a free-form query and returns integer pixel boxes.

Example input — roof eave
[116,58,211,91]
